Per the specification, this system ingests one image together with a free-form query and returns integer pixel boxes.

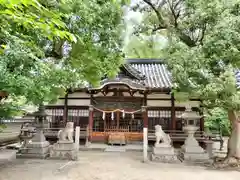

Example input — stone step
[104,146,126,152]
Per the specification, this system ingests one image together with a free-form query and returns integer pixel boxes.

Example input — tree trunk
[226,110,240,161]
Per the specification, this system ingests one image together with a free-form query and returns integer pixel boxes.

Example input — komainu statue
[58,122,74,142]
[155,125,171,146]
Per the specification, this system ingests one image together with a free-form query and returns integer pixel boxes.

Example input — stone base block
[49,141,78,161]
[53,141,75,151]
[17,141,50,159]
[27,141,50,148]
[20,146,49,154]
[153,146,174,154]
[50,149,78,161]
[17,152,49,159]
[179,144,210,162]
[179,151,209,163]
[151,146,180,163]
[151,154,180,163]
[182,145,205,154]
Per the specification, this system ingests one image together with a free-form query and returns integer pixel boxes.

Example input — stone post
[75,126,80,150]
[205,140,214,158]
[143,127,148,162]
[17,105,50,159]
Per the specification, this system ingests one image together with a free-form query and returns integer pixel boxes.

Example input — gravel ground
[0,151,239,180]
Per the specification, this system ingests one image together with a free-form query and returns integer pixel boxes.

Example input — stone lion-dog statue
[155,124,171,146]
[58,122,74,142]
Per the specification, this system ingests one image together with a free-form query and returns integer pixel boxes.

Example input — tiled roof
[127,59,172,89]
[87,58,172,91]
[88,59,240,91]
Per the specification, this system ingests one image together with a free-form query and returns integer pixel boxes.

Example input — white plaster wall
[93,92,114,97]
[147,94,171,99]
[147,100,171,107]
[147,100,200,107]
[68,99,90,106]
[68,92,90,98]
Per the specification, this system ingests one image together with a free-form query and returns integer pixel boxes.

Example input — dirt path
[0,151,239,180]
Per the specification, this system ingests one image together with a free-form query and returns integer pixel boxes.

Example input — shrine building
[45,58,203,143]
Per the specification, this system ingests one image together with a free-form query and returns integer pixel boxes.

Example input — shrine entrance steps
[79,143,151,152]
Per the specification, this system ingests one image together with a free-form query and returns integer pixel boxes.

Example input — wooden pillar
[88,105,94,142]
[142,106,148,128]
[143,92,147,106]
[63,92,68,124]
[117,111,120,129]
[171,93,176,131]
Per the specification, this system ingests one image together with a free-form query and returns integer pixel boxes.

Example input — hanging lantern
[131,113,134,119]
[102,112,106,120]
[111,112,114,120]
[122,110,125,119]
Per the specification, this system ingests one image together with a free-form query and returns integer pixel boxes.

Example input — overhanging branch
[143,0,167,29]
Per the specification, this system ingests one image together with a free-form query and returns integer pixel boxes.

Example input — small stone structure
[49,122,78,160]
[151,125,179,163]
[17,129,50,159]
[179,125,209,162]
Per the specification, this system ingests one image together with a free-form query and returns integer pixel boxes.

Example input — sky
[123,1,143,46]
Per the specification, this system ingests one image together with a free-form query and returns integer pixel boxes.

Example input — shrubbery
[204,108,230,136]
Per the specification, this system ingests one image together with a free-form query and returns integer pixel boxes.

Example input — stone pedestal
[179,126,209,162]
[17,130,50,159]
[50,140,78,161]
[151,143,179,163]
[205,140,214,158]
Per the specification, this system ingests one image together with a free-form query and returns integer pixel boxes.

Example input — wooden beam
[117,111,120,129]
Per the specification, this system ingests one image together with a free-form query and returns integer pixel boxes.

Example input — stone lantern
[32,104,48,142]
[17,104,50,159]
[179,104,202,143]
[178,104,209,162]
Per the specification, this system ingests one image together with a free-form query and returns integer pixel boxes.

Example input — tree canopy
[0,0,127,120]
[131,0,240,110]
[131,0,240,162]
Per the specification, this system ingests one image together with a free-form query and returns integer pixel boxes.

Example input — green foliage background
[0,0,127,125]
[204,108,230,136]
